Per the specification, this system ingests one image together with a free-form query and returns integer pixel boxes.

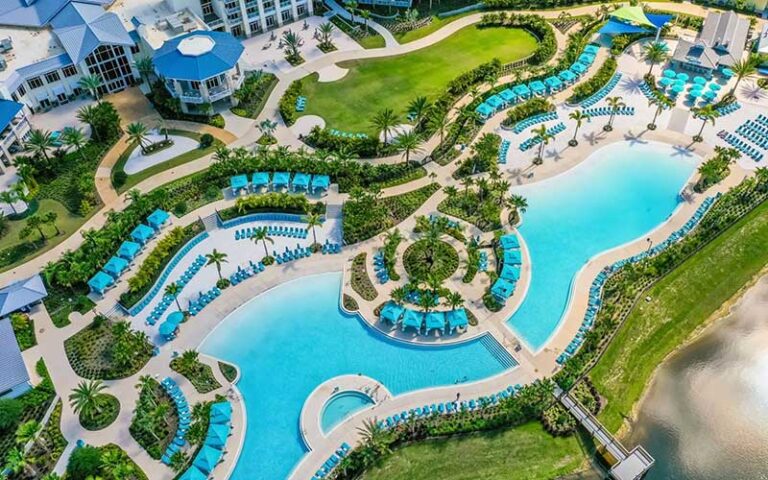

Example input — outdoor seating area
[378,384,523,430]
[188,287,222,317]
[734,116,768,159]
[639,81,673,107]
[321,239,342,254]
[312,442,350,479]
[148,209,171,230]
[329,129,368,139]
[659,70,722,104]
[582,106,635,117]
[235,225,308,241]
[490,233,521,303]
[512,112,558,134]
[718,130,764,161]
[557,193,721,365]
[295,95,307,112]
[716,101,741,116]
[180,401,233,479]
[146,255,207,326]
[498,140,510,164]
[229,172,331,195]
[519,122,566,151]
[159,311,185,341]
[274,244,312,264]
[373,250,390,284]
[579,73,622,109]
[131,224,156,245]
[160,377,191,465]
[379,301,469,336]
[230,261,266,286]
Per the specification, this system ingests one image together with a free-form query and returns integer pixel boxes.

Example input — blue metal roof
[16,53,73,80]
[0,0,111,28]
[0,100,23,133]
[0,274,47,317]
[153,31,243,82]
[0,317,30,395]
[51,2,133,64]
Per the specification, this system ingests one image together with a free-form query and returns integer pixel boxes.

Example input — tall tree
[371,108,399,144]
[133,56,155,85]
[126,122,150,155]
[69,380,109,420]
[164,282,183,312]
[568,109,589,146]
[251,228,274,258]
[393,130,423,163]
[691,105,719,141]
[205,249,228,280]
[604,95,625,131]
[641,41,668,75]
[78,74,104,103]
[61,127,87,160]
[407,96,430,126]
[25,129,54,164]
[730,56,758,94]
[303,212,323,247]
[531,124,553,163]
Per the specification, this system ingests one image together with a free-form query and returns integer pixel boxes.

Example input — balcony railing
[209,86,232,102]
[179,91,205,104]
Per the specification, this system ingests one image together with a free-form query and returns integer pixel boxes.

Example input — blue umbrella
[693,76,707,85]
[663,69,677,79]
[659,77,673,87]
[688,90,702,98]
[676,72,689,82]
[721,68,734,78]
[709,83,722,91]
[671,84,685,94]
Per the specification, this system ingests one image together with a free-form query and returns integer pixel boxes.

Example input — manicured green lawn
[301,25,537,133]
[592,199,768,433]
[362,422,587,480]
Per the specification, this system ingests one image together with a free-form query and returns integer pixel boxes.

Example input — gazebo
[130,224,155,245]
[291,173,311,192]
[380,301,405,324]
[485,94,505,110]
[204,423,230,448]
[570,63,587,76]
[503,249,522,265]
[193,445,223,474]
[117,241,141,261]
[491,278,515,301]
[103,256,129,278]
[500,264,520,282]
[445,309,468,334]
[529,80,547,96]
[401,309,424,333]
[251,172,270,191]
[424,312,445,334]
[558,70,577,84]
[147,209,170,230]
[499,233,519,249]
[499,88,517,103]
[544,76,563,91]
[87,271,114,295]
[230,174,248,195]
[311,175,330,194]
[272,172,291,190]
[475,102,494,119]
[512,84,531,98]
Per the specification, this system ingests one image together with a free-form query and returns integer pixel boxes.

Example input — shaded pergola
[599,6,672,41]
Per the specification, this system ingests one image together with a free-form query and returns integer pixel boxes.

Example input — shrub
[305,126,392,158]
[10,312,35,350]
[218,192,323,221]
[0,399,23,433]
[208,115,225,129]
[279,80,303,126]
[66,445,103,480]
[231,71,278,119]
[200,133,214,148]
[503,97,554,127]
[454,133,501,178]
[351,253,378,301]
[567,56,618,104]
[112,170,127,189]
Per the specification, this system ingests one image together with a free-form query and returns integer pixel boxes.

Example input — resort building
[152,30,245,113]
[0,99,32,170]
[670,11,750,77]
[0,0,141,112]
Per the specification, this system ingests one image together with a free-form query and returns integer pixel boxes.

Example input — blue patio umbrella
[210,402,232,424]
[485,94,504,110]
[179,467,208,480]
[193,445,223,474]
[147,209,170,230]
[676,72,689,82]
[425,312,445,332]
[310,175,330,193]
[401,309,424,332]
[658,77,673,88]
[671,84,685,94]
[558,70,577,83]
[703,89,717,99]
[229,174,248,192]
[491,278,515,300]
[103,256,129,278]
[529,80,547,94]
[688,89,702,98]
[272,172,291,189]
[570,63,587,75]
[709,82,722,91]
[583,44,600,55]
[204,423,230,449]
[500,264,521,282]
[503,249,522,265]
[693,76,707,85]
[158,320,178,338]
[117,241,141,260]
[512,84,532,96]
[721,68,734,78]
[380,301,405,324]
[663,69,677,79]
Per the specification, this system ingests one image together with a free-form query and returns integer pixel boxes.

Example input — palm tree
[429,110,449,144]
[76,104,100,141]
[371,108,399,144]
[730,56,757,94]
[250,228,274,259]
[126,122,150,154]
[756,166,768,192]
[507,194,528,213]
[15,420,41,448]
[25,129,54,164]
[303,212,323,247]
[568,110,589,146]
[357,417,386,447]
[691,105,719,141]
[178,350,199,373]
[393,131,423,163]
[69,380,108,420]
[282,30,304,61]
[604,96,625,131]
[641,41,668,75]
[407,96,430,126]
[135,375,157,407]
[257,119,277,140]
[133,56,154,85]
[418,291,439,312]
[169,450,189,473]
[531,124,552,164]
[444,291,464,310]
[165,282,183,312]
[359,9,372,34]
[318,22,335,48]
[61,126,87,160]
[205,249,228,280]
[0,190,18,215]
[390,286,407,305]
[647,95,672,130]
[4,447,35,476]
[78,74,104,103]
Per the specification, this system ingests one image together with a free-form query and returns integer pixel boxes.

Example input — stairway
[480,335,518,370]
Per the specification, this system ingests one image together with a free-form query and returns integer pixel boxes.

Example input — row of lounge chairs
[160,378,191,465]
[478,251,488,272]
[321,239,342,254]
[498,140,510,164]
[715,101,741,117]
[188,287,222,316]
[295,95,307,112]
[512,111,558,134]
[147,255,207,326]
[329,129,368,139]
[718,130,763,161]
[313,442,351,479]
[378,385,523,430]
[275,245,312,264]
[582,106,635,118]
[229,262,265,286]
[638,81,672,107]
[579,73,622,108]
[373,251,390,284]
[736,120,768,150]
[557,194,720,365]
[519,122,566,152]
[235,225,308,240]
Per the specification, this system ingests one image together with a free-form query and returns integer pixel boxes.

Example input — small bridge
[555,387,655,480]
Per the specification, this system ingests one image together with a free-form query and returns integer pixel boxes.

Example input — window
[27,77,43,89]
[130,44,140,54]
[44,71,61,83]
[15,84,26,98]
[62,65,78,77]
[205,76,222,89]
[249,21,262,32]
[280,0,291,8]
[297,4,306,14]
[11,93,18,102]
[202,0,215,16]
[265,15,276,26]
[281,9,292,21]
[84,45,133,94]
[263,1,274,11]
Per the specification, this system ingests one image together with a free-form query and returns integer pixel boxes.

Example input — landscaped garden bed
[9,313,35,350]
[130,377,178,460]
[170,351,222,394]
[17,400,68,478]
[218,193,324,221]
[66,443,149,480]
[64,316,153,380]
[403,240,459,282]
[218,362,238,383]
[79,394,120,431]
[351,253,378,301]
[231,71,278,119]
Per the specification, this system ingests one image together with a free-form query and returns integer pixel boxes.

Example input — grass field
[361,422,589,480]
[591,199,768,433]
[300,25,537,134]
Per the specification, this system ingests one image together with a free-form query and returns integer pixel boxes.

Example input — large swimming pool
[200,272,513,479]
[508,141,698,350]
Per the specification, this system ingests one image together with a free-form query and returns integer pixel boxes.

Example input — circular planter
[403,240,459,282]
[80,394,120,431]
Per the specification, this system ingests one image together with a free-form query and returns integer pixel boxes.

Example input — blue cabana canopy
[424,312,445,332]
[503,249,522,265]
[292,172,311,191]
[584,44,600,55]
[272,171,291,187]
[402,309,423,331]
[499,89,517,102]
[512,84,531,96]
[570,63,587,75]
[252,172,270,187]
[205,423,230,449]
[230,174,248,191]
[103,256,129,278]
[500,264,521,282]
[130,224,155,244]
[117,241,141,260]
[311,175,330,192]
[646,13,673,28]
[529,80,546,94]
[147,209,170,229]
[210,402,233,424]
[88,271,114,294]
[193,445,223,474]
[578,53,595,65]
[599,18,649,36]
[475,103,493,118]
[544,76,563,90]
[721,68,734,78]
[491,278,515,300]
[179,467,208,480]
[558,70,577,83]
[380,301,405,324]
[486,94,504,109]
[659,77,673,87]
[446,309,468,329]
[499,233,519,249]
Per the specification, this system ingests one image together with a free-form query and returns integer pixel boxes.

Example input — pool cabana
[103,256,129,279]
[499,88,517,104]
[130,224,155,245]
[292,173,311,192]
[499,233,519,249]
[500,264,521,282]
[147,209,170,230]
[424,311,445,334]
[401,309,424,333]
[193,445,223,474]
[210,402,233,424]
[512,84,531,99]
[117,241,141,261]
[529,80,547,96]
[179,467,208,480]
[88,271,114,296]
[485,94,505,110]
[445,308,468,334]
[204,423,230,448]
[311,175,330,195]
[491,278,516,301]
[503,249,522,266]
[570,62,587,76]
[558,70,577,84]
[252,172,270,192]
[380,301,405,324]
[544,76,563,92]
[230,174,248,196]
[475,102,494,120]
[272,172,291,191]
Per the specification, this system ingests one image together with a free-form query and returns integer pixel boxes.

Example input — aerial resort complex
[2,0,768,478]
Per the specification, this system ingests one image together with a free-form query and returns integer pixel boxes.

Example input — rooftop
[111,0,207,51]
[0,315,30,395]
[153,30,243,82]
[0,273,48,317]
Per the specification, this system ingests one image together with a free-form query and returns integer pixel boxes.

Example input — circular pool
[320,391,375,434]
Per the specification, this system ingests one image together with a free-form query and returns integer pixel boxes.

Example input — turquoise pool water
[508,141,698,350]
[321,391,375,434]
[199,272,514,479]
